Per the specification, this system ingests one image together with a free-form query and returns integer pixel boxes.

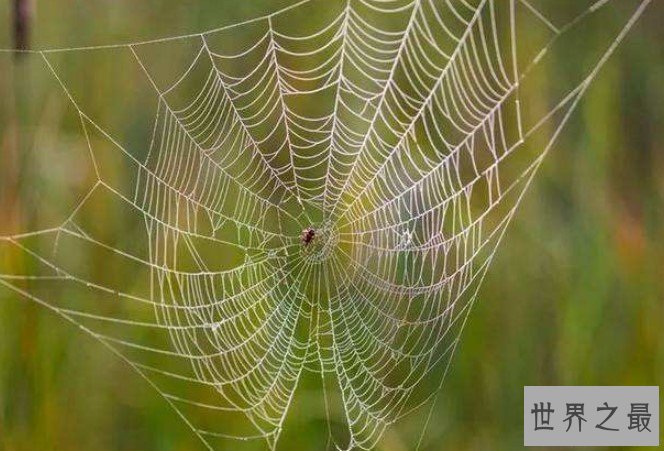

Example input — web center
[300,221,339,263]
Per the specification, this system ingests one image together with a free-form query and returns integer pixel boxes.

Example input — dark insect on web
[301,227,315,246]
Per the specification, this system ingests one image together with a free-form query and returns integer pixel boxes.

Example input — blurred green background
[0,0,662,450]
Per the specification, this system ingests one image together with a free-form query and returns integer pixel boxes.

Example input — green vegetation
[0,1,661,449]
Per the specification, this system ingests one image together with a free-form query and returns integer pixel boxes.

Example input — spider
[301,227,315,246]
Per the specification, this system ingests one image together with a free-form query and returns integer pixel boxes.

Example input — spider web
[0,0,651,449]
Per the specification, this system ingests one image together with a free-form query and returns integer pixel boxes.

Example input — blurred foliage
[0,1,662,450]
